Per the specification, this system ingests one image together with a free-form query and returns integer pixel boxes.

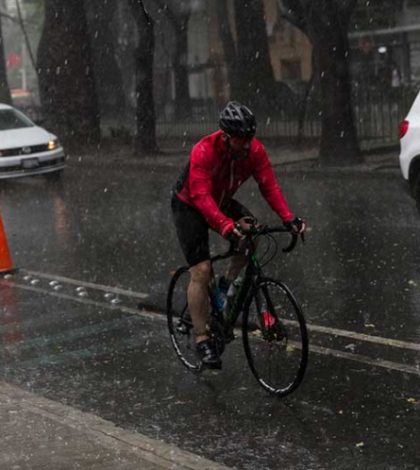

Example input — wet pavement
[0,148,419,469]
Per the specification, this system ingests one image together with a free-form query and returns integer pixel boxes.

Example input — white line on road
[310,343,420,377]
[20,269,150,300]
[0,280,157,321]
[17,270,420,353]
[2,275,420,377]
[283,319,420,352]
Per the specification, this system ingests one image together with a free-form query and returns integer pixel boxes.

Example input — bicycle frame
[209,226,301,333]
[167,225,307,394]
[209,236,269,336]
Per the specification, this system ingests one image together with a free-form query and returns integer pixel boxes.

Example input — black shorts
[171,195,254,267]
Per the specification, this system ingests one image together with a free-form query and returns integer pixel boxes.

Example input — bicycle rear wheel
[166,267,202,372]
[242,278,308,396]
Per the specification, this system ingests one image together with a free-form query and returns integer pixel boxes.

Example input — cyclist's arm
[189,146,235,236]
[251,144,294,222]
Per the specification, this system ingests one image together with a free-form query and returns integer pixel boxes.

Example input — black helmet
[219,101,256,138]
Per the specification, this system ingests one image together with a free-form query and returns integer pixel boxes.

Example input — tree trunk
[173,12,191,120]
[128,0,157,154]
[37,0,100,145]
[85,0,126,124]
[215,0,239,99]
[315,31,361,164]
[0,13,11,104]
[282,0,361,165]
[233,0,275,109]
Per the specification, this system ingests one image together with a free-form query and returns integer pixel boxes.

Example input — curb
[0,381,231,470]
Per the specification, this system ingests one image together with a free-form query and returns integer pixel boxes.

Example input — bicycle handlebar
[212,224,304,262]
[244,225,304,253]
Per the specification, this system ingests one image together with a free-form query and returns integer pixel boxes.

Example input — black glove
[284,217,305,234]
[225,222,245,242]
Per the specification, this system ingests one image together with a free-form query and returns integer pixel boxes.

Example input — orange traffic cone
[0,212,13,273]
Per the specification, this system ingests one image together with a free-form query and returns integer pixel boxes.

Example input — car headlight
[48,139,59,150]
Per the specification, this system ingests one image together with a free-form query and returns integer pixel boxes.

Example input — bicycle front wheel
[167,267,201,372]
[242,278,308,396]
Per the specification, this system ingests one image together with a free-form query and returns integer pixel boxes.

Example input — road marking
[283,319,420,352]
[2,317,132,351]
[0,280,157,321]
[310,343,420,377]
[20,269,149,300]
[4,335,149,368]
[2,277,420,377]
[13,271,420,353]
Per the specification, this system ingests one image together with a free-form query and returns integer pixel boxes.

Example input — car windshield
[0,109,34,131]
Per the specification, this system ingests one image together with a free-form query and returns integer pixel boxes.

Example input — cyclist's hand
[236,216,257,235]
[284,217,306,234]
[222,221,244,241]
[231,223,246,240]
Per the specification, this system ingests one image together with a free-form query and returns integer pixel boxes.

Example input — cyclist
[171,101,305,369]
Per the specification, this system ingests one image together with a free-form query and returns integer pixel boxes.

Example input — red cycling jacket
[175,130,294,236]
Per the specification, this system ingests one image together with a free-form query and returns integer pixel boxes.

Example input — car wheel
[413,171,420,215]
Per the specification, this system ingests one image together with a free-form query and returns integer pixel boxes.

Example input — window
[0,109,34,131]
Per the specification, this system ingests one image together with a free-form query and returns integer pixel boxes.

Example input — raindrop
[104,293,114,299]
[3,274,13,280]
[23,275,31,281]
[49,280,59,286]
[111,298,121,305]
[30,279,40,285]
[53,285,62,291]
[78,291,88,298]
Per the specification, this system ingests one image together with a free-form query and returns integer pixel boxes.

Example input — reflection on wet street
[0,162,419,469]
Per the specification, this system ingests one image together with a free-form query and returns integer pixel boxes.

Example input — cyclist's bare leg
[226,242,247,281]
[187,260,211,344]
[226,217,258,281]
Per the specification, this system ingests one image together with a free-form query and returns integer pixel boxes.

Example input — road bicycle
[166,223,308,397]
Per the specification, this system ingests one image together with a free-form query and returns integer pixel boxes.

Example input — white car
[398,92,420,212]
[0,103,65,180]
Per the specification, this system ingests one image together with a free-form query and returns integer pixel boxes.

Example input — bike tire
[242,278,308,396]
[166,267,202,372]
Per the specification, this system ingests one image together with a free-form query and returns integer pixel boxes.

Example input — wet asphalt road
[0,156,419,469]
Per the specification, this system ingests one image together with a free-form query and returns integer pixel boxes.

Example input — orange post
[0,212,13,273]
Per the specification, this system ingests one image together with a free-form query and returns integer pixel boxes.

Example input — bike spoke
[243,279,308,396]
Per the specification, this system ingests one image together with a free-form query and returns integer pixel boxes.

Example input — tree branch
[0,10,19,24]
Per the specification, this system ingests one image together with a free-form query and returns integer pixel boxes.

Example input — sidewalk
[0,381,230,470]
[67,141,400,173]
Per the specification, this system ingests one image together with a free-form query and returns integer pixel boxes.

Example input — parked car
[0,103,65,180]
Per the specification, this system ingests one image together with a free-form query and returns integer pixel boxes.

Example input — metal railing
[16,86,416,150]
